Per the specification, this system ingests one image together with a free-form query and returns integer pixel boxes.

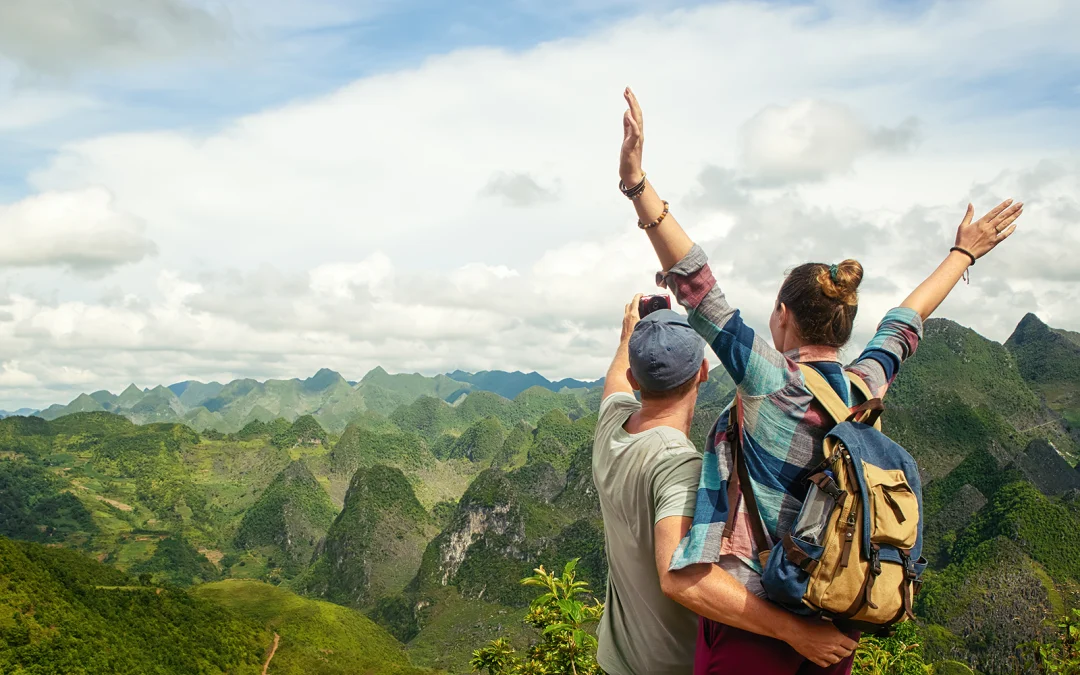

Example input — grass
[194,580,431,675]
[405,586,531,674]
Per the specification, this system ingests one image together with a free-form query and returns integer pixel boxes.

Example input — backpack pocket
[862,462,918,549]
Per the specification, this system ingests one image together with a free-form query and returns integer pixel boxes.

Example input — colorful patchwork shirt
[664,245,923,575]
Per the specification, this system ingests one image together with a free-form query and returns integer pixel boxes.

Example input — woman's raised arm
[620,88,694,270]
[620,89,792,397]
[899,200,1023,320]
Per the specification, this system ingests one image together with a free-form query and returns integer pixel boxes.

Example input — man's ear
[699,359,709,384]
[626,367,641,392]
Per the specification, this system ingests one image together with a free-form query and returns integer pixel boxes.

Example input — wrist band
[950,247,975,285]
[638,201,670,230]
[950,247,976,266]
[620,173,647,200]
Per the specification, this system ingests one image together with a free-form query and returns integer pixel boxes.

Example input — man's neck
[624,397,696,437]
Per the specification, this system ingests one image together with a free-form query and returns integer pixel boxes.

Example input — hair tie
[828,264,839,281]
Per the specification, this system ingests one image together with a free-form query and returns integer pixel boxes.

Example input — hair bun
[817,259,863,306]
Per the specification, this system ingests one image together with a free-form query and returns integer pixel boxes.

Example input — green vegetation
[9,318,1080,675]
[331,424,434,474]
[131,535,221,587]
[1019,608,1080,674]
[234,460,338,575]
[1006,313,1080,427]
[0,460,95,543]
[194,580,428,674]
[471,559,603,675]
[299,465,435,607]
[0,536,266,674]
[273,414,329,449]
[444,417,506,462]
[886,318,1074,482]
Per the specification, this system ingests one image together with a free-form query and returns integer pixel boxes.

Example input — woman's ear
[777,302,790,328]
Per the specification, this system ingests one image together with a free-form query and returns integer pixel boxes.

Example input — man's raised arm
[601,294,642,400]
[654,517,858,668]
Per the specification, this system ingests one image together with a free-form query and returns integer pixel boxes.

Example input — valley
[2,317,1079,674]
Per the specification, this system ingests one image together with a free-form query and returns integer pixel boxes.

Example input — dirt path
[95,496,133,512]
[261,633,280,675]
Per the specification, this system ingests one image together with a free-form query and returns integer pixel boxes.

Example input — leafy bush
[470,559,603,675]
[853,622,931,675]
[1019,609,1080,674]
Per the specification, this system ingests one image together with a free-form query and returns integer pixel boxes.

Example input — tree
[471,559,603,675]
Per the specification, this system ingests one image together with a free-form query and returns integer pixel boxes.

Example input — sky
[0,0,1078,409]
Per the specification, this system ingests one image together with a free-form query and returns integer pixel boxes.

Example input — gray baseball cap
[628,309,707,393]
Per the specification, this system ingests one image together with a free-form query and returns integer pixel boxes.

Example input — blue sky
[0,0,1078,408]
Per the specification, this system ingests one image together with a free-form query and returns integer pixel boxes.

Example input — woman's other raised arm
[900,200,1023,320]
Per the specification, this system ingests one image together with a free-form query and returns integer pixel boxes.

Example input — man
[592,294,858,674]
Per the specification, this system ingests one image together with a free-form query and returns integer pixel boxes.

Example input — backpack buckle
[869,545,882,576]
[901,550,917,581]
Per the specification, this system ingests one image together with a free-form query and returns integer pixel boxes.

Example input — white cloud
[1,0,1079,408]
[0,0,229,76]
[739,99,919,184]
[0,90,99,130]
[0,188,156,274]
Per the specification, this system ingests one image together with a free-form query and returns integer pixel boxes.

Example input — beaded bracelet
[638,201,670,230]
[620,173,647,200]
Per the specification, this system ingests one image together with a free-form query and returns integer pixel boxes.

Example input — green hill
[0,536,267,674]
[442,416,505,462]
[1006,312,1080,427]
[272,414,329,449]
[0,460,96,544]
[885,318,1075,482]
[234,460,338,574]
[299,465,436,607]
[330,425,434,475]
[131,535,221,586]
[193,580,428,675]
[917,482,1080,673]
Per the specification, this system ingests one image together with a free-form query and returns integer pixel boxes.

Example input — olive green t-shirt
[592,393,703,675]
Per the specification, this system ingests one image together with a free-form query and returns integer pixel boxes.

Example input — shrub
[470,559,603,675]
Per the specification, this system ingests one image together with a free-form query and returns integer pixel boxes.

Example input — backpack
[728,364,926,635]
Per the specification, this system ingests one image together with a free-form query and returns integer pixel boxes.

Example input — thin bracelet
[950,247,976,266]
[638,201,670,230]
[620,173,647,200]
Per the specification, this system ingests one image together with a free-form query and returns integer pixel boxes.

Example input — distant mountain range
[0,408,37,419]
[24,368,604,434]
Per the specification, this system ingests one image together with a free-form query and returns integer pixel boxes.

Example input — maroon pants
[694,618,856,675]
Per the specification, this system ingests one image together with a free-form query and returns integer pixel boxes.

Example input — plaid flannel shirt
[664,245,923,574]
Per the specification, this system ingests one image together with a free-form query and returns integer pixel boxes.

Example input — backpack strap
[722,394,773,568]
[798,364,885,429]
[798,364,853,424]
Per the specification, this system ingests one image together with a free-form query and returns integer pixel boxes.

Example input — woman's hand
[954,199,1023,260]
[620,87,645,186]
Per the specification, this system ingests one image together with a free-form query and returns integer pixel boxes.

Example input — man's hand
[954,199,1023,260]
[784,617,859,668]
[603,294,643,399]
[621,294,643,343]
[620,87,645,186]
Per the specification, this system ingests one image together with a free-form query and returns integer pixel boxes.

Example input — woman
[617,87,1022,675]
